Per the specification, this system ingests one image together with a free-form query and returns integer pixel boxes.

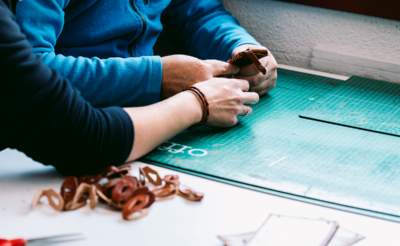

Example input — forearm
[124,91,202,161]
[40,52,162,107]
[162,0,261,61]
[15,0,162,108]
[0,3,134,176]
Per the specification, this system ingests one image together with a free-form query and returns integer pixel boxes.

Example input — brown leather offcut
[139,166,163,186]
[31,165,204,221]
[178,185,204,202]
[60,176,79,210]
[31,188,64,211]
[111,176,138,205]
[228,48,268,75]
[65,183,97,211]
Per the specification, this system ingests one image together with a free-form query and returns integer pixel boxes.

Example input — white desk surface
[1,66,399,246]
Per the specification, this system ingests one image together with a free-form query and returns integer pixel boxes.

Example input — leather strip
[111,176,138,204]
[139,166,162,186]
[130,187,155,208]
[78,175,102,185]
[152,185,178,202]
[243,49,267,75]
[228,48,268,75]
[99,166,131,179]
[60,176,79,210]
[31,188,64,211]
[163,175,180,186]
[178,185,204,202]
[96,189,123,209]
[32,165,204,220]
[65,183,97,211]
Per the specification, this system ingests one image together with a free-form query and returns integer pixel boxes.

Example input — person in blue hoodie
[15,0,277,108]
[1,0,259,176]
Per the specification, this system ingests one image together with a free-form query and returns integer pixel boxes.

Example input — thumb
[204,60,240,77]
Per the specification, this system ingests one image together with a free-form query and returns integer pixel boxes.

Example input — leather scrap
[31,188,64,211]
[122,187,155,220]
[152,175,180,202]
[32,165,204,221]
[228,48,268,75]
[178,185,204,201]
[100,166,131,179]
[65,183,97,211]
[60,176,79,210]
[139,166,162,186]
[111,176,138,205]
[78,175,102,185]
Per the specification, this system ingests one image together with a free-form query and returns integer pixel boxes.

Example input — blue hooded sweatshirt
[16,0,261,107]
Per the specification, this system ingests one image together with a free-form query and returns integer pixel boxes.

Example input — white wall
[221,0,400,82]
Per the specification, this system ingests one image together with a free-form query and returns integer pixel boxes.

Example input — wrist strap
[182,86,209,130]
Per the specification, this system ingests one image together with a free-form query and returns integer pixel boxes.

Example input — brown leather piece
[60,176,79,209]
[31,188,64,211]
[139,166,162,186]
[111,176,138,204]
[138,169,146,187]
[163,175,180,186]
[152,175,181,202]
[99,177,139,209]
[99,166,131,179]
[32,165,204,220]
[152,186,177,202]
[130,187,155,208]
[78,175,102,185]
[178,185,204,202]
[122,195,150,221]
[96,189,123,209]
[65,183,97,211]
[122,187,155,220]
[228,48,268,75]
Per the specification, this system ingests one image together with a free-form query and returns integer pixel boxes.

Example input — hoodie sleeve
[161,0,261,62]
[15,0,162,107]
[0,1,134,176]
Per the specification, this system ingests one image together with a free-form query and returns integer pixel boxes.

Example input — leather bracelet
[182,86,210,130]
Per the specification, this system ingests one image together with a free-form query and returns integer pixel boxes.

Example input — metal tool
[0,233,84,246]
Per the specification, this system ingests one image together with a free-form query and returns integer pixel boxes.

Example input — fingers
[241,92,260,104]
[258,88,270,96]
[235,56,269,86]
[250,76,277,95]
[237,56,269,76]
[238,105,253,116]
[235,55,278,95]
[222,78,249,92]
[237,63,262,77]
[195,77,260,128]
[204,60,240,77]
[235,73,267,87]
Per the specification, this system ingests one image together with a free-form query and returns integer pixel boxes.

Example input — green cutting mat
[143,69,400,222]
[300,76,400,136]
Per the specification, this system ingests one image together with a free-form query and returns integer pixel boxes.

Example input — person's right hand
[160,55,240,99]
[194,78,259,127]
[124,77,259,161]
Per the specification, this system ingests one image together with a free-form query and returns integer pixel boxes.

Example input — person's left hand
[231,44,278,96]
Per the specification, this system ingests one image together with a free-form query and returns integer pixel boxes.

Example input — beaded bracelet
[182,86,210,130]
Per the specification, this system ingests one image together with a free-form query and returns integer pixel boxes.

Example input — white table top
[1,148,400,246]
